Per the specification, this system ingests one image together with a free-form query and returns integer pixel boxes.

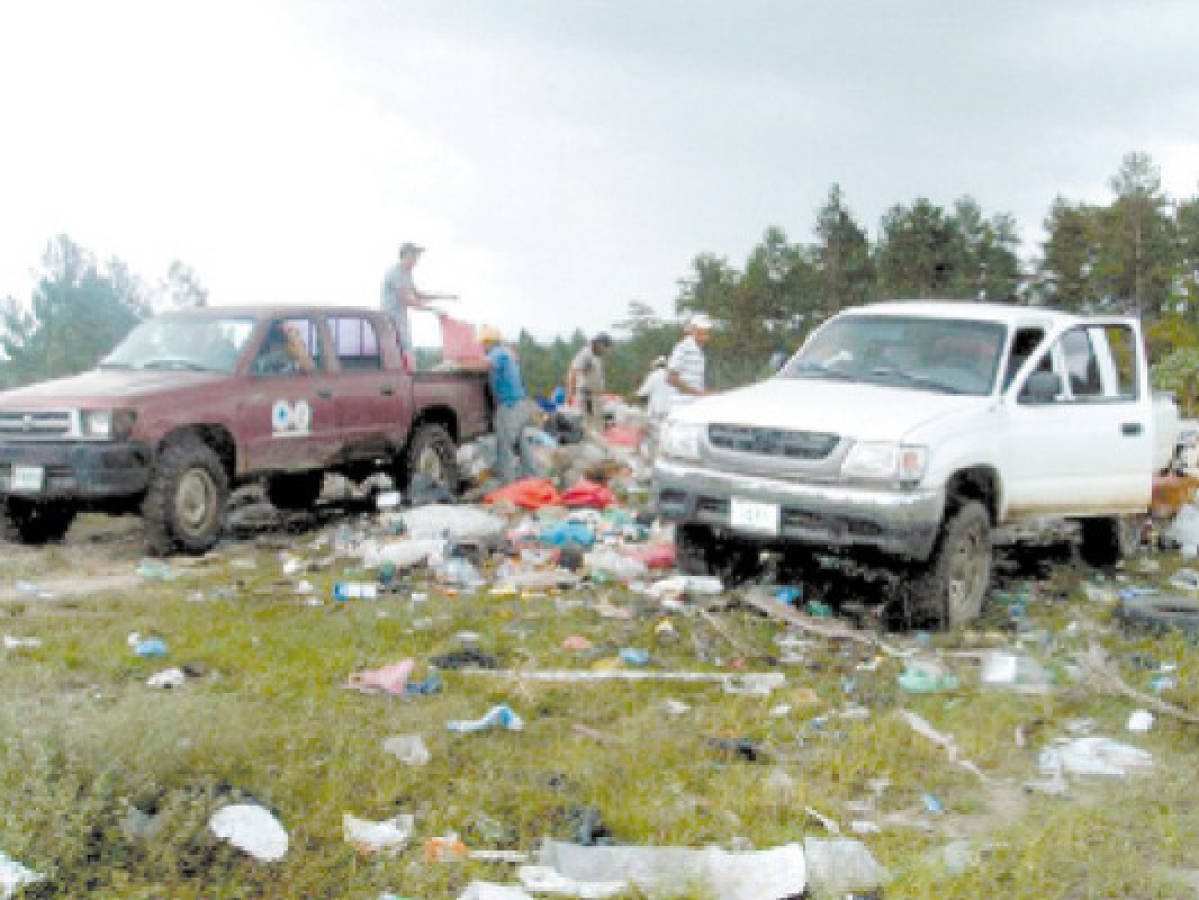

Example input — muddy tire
[676,524,763,583]
[0,497,76,544]
[142,436,229,555]
[400,424,459,500]
[1079,515,1142,568]
[266,471,324,511]
[905,500,992,629]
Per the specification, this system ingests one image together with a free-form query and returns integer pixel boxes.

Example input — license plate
[729,497,780,535]
[11,465,45,493]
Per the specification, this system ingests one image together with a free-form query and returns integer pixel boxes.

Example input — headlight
[81,410,113,439]
[80,409,137,440]
[841,441,928,485]
[661,421,704,461]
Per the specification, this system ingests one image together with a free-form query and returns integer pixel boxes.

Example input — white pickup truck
[653,301,1177,627]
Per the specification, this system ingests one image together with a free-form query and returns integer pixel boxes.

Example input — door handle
[380,385,395,396]
[316,389,333,400]
[1121,422,1143,436]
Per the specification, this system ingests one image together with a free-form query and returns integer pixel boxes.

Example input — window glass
[1100,325,1138,398]
[101,315,254,374]
[784,315,1005,396]
[1003,327,1045,390]
[329,317,382,371]
[1061,329,1102,398]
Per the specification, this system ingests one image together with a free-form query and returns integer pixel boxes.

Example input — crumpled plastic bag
[1041,737,1153,777]
[399,505,506,542]
[1,851,45,898]
[484,478,562,510]
[208,804,289,862]
[361,538,447,569]
[343,812,414,856]
[536,839,806,900]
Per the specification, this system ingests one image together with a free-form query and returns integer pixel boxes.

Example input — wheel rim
[175,468,218,538]
[416,446,444,482]
[945,519,990,624]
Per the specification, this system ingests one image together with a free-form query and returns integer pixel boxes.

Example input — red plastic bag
[603,424,643,448]
[621,542,677,570]
[484,478,561,510]
[559,479,615,509]
[439,314,484,363]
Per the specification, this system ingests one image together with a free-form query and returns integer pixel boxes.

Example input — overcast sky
[1,0,1197,343]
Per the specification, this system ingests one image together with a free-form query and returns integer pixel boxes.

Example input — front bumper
[653,458,944,561]
[0,441,153,500]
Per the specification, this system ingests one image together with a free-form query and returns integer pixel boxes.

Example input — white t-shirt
[636,367,672,418]
[666,334,705,407]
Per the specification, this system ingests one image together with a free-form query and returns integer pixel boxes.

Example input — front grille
[0,411,72,437]
[708,424,839,460]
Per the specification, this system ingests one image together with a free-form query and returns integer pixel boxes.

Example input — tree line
[3,151,1198,403]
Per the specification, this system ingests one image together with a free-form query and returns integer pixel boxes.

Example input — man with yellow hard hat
[479,325,534,484]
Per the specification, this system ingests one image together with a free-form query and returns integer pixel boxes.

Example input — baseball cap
[399,242,425,255]
[593,332,613,346]
[688,313,715,331]
[478,325,503,345]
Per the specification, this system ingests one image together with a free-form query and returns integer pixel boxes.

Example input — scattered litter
[208,803,289,862]
[898,659,959,693]
[334,581,378,601]
[723,672,786,696]
[1041,737,1154,777]
[430,648,501,670]
[662,699,691,716]
[0,851,44,898]
[562,635,593,652]
[2,635,41,650]
[980,652,1054,694]
[1127,709,1155,732]
[425,833,469,862]
[458,885,532,900]
[343,813,414,856]
[518,864,626,898]
[898,709,988,780]
[347,659,414,695]
[536,839,806,900]
[362,538,447,569]
[802,837,889,895]
[583,547,648,581]
[376,490,403,509]
[804,806,841,835]
[136,559,179,580]
[458,669,789,685]
[146,667,186,689]
[922,792,944,814]
[1169,568,1199,591]
[472,850,530,864]
[400,504,506,541]
[131,637,168,659]
[447,704,524,733]
[618,647,650,667]
[382,733,431,766]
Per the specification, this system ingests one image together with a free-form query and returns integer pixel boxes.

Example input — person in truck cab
[253,323,316,376]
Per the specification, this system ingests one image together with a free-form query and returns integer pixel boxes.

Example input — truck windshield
[101,316,257,374]
[783,315,1006,396]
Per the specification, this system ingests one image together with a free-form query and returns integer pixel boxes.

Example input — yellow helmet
[478,325,503,346]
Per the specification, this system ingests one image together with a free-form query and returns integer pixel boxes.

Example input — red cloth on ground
[484,478,561,510]
[439,314,485,363]
[559,479,615,509]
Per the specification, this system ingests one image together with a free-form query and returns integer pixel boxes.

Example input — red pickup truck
[0,306,490,553]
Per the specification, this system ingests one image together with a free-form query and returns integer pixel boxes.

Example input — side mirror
[1022,370,1062,404]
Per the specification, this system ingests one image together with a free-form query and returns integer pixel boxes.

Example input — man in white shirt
[636,355,671,458]
[665,313,714,408]
[567,333,613,431]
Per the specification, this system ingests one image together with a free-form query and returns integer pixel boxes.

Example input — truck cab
[0,306,489,553]
[653,301,1170,627]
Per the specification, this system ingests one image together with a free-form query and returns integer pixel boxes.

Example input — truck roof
[841,300,1123,328]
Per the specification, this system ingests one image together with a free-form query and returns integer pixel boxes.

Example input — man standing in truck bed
[381,242,458,357]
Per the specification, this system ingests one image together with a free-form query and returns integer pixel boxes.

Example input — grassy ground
[2,515,1199,898]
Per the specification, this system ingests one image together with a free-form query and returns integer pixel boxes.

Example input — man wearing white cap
[665,313,714,409]
[381,242,457,357]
